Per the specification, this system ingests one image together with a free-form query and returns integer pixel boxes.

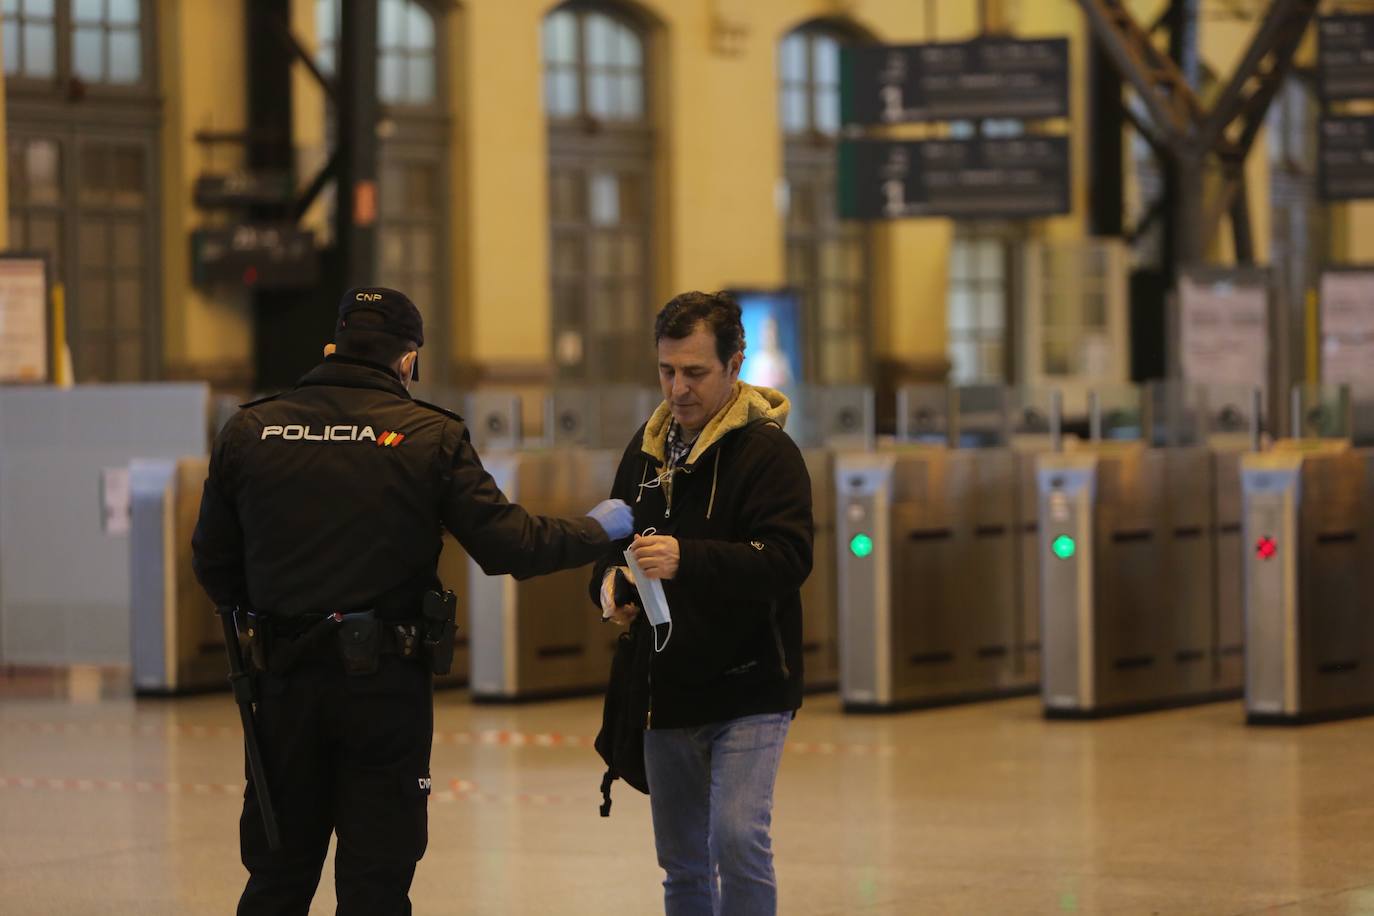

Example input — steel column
[334,0,381,290]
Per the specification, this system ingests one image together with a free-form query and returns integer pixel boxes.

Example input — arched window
[946,223,1020,383]
[543,2,653,383]
[378,0,436,105]
[780,22,871,385]
[4,0,150,87]
[5,0,159,382]
[945,117,1026,384]
[317,0,437,106]
[316,0,448,381]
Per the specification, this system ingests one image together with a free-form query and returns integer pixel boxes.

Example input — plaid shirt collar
[665,420,697,469]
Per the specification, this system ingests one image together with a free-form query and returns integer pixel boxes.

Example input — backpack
[595,622,652,815]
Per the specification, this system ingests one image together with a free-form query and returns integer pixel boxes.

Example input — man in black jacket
[593,291,814,916]
[192,286,633,916]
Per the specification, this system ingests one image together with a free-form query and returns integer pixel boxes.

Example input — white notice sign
[1179,276,1269,390]
[1321,270,1374,387]
[0,257,49,383]
[101,467,131,536]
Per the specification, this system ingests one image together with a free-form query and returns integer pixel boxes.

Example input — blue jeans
[643,711,792,916]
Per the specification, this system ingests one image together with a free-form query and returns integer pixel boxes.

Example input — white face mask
[623,529,673,653]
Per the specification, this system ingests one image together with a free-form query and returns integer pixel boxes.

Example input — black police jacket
[589,383,814,730]
[192,355,610,617]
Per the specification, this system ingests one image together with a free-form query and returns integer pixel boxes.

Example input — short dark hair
[335,309,417,366]
[653,291,746,365]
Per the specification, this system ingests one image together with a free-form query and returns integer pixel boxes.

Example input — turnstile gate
[800,449,839,690]
[1243,388,1374,723]
[131,457,475,694]
[131,458,226,695]
[1038,385,1257,717]
[1242,444,1374,723]
[835,387,1055,711]
[789,385,875,694]
[463,385,852,700]
[467,450,618,703]
[467,447,619,701]
[464,386,640,701]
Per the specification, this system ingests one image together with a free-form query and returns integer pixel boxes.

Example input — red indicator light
[243,266,259,286]
[1256,536,1277,560]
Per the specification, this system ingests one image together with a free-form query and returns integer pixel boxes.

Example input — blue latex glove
[587,498,634,541]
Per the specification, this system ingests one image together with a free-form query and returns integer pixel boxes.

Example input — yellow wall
[155,0,1022,384]
[131,1,1374,388]
[0,21,7,250]
[453,2,549,381]
[292,0,330,241]
[159,0,253,383]
[446,0,979,389]
[1200,13,1273,265]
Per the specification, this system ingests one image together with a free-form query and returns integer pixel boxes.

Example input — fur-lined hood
[640,382,790,467]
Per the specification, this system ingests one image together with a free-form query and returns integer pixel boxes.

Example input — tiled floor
[3,668,1374,915]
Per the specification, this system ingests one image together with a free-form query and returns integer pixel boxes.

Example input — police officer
[191,287,634,916]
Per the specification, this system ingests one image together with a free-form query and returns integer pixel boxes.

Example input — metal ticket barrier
[1243,386,1374,724]
[789,385,875,692]
[834,386,1059,712]
[1038,383,1261,718]
[465,382,855,700]
[130,458,225,695]
[801,448,838,691]
[465,390,525,451]
[128,452,475,693]
[466,390,641,701]
[414,388,535,690]
[545,385,660,447]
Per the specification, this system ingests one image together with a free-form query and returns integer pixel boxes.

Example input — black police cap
[337,287,425,348]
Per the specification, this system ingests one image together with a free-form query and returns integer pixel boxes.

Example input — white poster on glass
[1321,270,1374,388]
[1178,274,1269,390]
[0,256,50,384]
[100,467,131,537]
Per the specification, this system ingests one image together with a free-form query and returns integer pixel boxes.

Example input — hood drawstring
[635,462,650,504]
[706,450,720,520]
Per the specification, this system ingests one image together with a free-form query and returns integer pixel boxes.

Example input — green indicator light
[850,534,874,558]
[1052,535,1077,560]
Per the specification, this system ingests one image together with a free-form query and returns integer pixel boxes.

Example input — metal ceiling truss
[1077,0,1319,263]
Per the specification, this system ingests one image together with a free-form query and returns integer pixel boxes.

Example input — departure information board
[837,136,1070,220]
[193,172,295,209]
[1318,14,1374,101]
[841,38,1070,125]
[191,225,318,289]
[1318,115,1374,201]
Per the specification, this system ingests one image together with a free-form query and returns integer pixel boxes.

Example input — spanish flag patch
[377,431,406,447]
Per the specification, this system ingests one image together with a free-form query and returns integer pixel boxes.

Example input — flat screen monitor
[732,289,802,393]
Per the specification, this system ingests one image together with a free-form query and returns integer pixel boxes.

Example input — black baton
[217,607,282,852]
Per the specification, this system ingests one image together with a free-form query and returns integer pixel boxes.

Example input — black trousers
[238,652,433,916]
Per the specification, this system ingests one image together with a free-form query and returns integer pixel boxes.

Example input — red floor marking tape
[2,721,597,749]
[0,772,600,808]
[2,721,240,739]
[436,777,590,807]
[431,729,596,748]
[3,721,900,756]
[0,774,242,796]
